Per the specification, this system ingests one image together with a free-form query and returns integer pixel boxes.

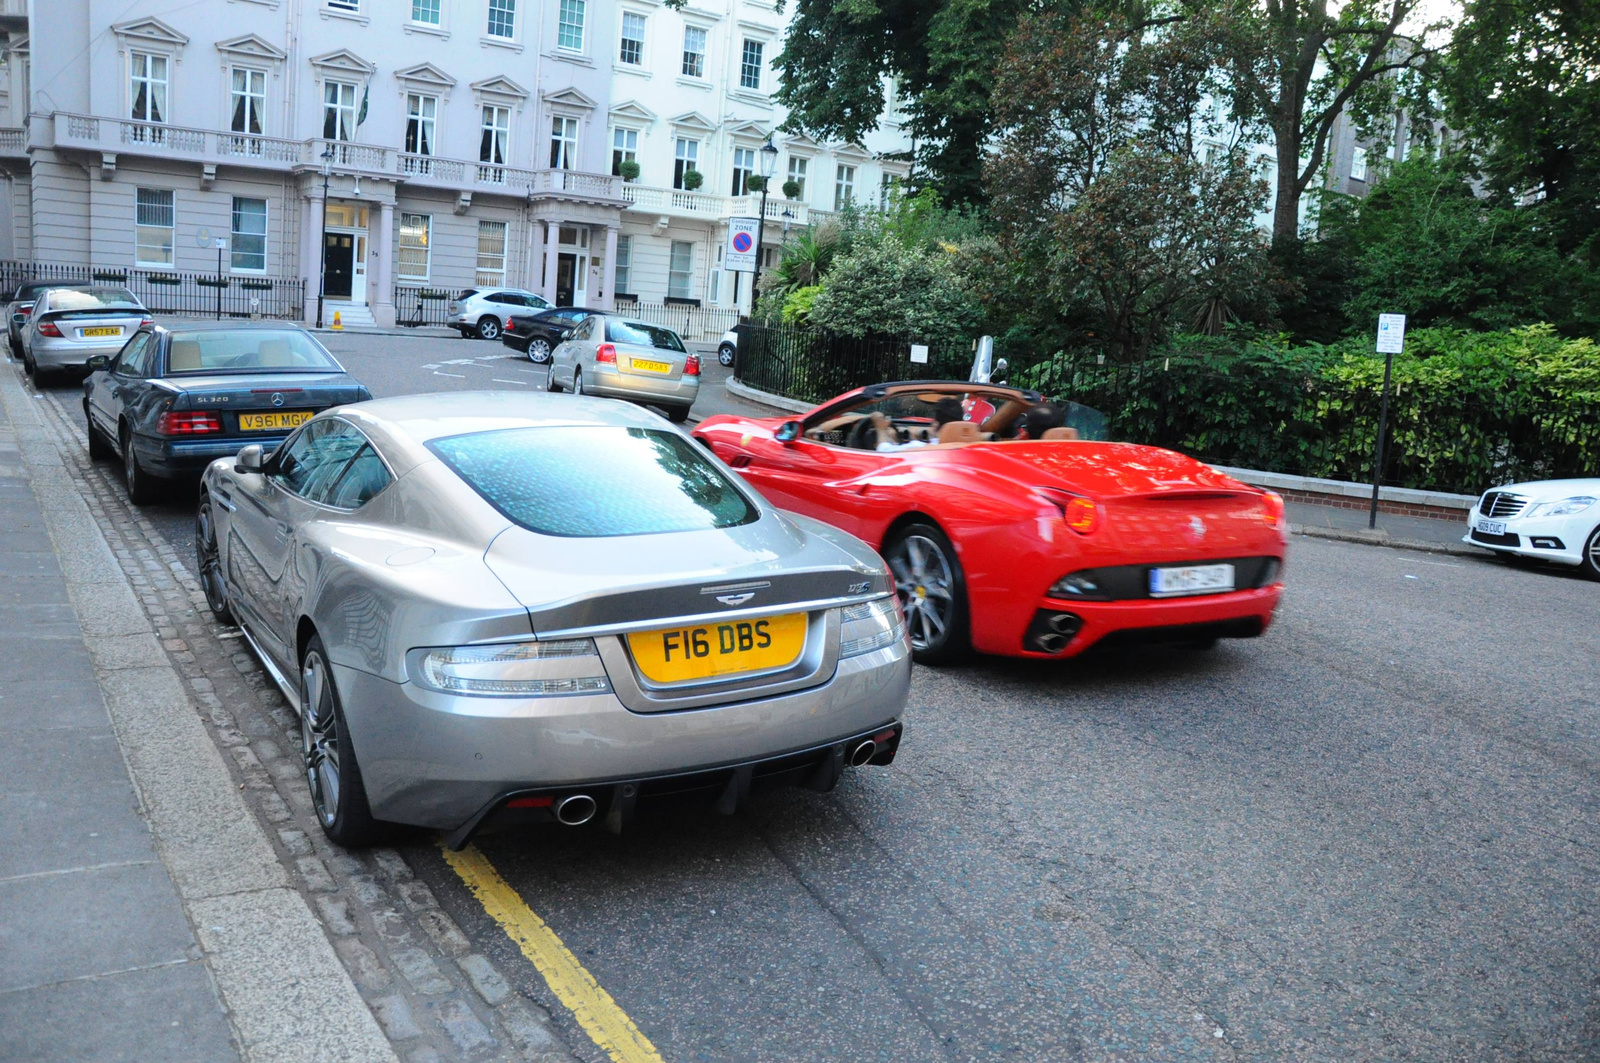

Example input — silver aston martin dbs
[196,392,911,847]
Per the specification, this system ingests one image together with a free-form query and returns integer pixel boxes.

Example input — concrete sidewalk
[0,366,395,1061]
[0,396,239,1058]
[1287,500,1484,556]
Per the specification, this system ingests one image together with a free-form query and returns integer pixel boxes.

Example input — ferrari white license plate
[1476,519,1506,536]
[1149,563,1235,598]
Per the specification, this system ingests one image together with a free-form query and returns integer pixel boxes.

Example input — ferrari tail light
[1037,488,1100,535]
[684,353,701,377]
[595,343,617,364]
[157,411,223,435]
[1260,490,1285,527]
[36,320,63,337]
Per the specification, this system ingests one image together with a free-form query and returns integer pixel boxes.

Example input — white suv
[449,288,553,340]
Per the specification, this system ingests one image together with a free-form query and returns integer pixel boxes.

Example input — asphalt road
[22,333,1600,1060]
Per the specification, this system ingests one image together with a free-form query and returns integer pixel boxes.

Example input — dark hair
[1020,403,1066,438]
[932,397,965,426]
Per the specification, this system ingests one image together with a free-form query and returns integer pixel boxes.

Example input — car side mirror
[990,357,1009,384]
[774,420,801,444]
[559,328,575,341]
[85,355,111,372]
[10,314,23,326]
[235,444,265,475]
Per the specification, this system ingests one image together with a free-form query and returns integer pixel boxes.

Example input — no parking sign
[725,217,760,274]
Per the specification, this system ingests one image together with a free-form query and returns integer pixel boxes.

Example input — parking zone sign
[725,217,760,274]
[1375,313,1406,354]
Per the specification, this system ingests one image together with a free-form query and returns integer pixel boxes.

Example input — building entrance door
[557,253,589,307]
[323,233,354,299]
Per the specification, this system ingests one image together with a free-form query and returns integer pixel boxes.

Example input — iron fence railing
[733,324,972,406]
[395,285,456,328]
[621,301,741,343]
[0,260,305,320]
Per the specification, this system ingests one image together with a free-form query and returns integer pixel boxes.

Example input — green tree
[1444,0,1600,258]
[987,8,1270,359]
[1321,155,1598,333]
[770,0,1032,204]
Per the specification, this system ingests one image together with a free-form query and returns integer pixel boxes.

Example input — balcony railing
[0,128,25,155]
[620,182,839,225]
[51,113,619,203]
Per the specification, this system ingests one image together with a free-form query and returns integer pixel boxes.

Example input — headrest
[168,339,202,371]
[937,420,982,445]
[1041,427,1080,441]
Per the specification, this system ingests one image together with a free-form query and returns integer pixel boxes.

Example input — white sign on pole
[909,344,929,365]
[213,237,229,250]
[1375,313,1406,354]
[725,217,760,274]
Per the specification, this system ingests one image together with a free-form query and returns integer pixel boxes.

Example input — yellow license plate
[80,326,122,338]
[239,410,314,432]
[630,357,671,374]
[628,613,807,685]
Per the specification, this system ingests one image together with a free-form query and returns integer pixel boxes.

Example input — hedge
[1015,326,1600,495]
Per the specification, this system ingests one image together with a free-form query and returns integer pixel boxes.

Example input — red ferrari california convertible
[694,381,1287,663]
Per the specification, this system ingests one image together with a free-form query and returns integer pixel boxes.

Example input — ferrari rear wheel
[886,522,969,664]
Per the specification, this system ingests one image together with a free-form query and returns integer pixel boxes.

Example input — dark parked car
[501,306,604,363]
[84,322,372,503]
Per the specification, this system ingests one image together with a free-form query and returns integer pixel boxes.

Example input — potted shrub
[782,179,802,200]
[745,175,767,194]
[682,168,704,191]
[618,159,641,183]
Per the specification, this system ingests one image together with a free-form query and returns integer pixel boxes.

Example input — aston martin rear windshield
[429,426,757,537]
[165,329,342,374]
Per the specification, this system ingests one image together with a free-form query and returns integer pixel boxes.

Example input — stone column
[528,217,546,292]
[370,200,395,328]
[300,192,324,327]
[600,225,619,311]
[542,219,561,305]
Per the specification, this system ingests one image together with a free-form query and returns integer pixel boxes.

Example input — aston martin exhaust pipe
[849,740,878,767]
[554,794,597,826]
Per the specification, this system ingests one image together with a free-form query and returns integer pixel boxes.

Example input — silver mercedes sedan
[196,392,911,847]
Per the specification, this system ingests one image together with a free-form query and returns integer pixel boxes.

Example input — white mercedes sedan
[1464,478,1600,578]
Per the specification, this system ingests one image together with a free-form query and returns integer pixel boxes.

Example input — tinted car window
[114,333,155,377]
[429,426,758,538]
[45,288,142,311]
[325,446,392,509]
[456,289,479,300]
[275,420,369,503]
[166,329,340,374]
[606,321,686,352]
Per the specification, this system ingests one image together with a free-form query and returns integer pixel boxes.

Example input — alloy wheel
[887,534,955,652]
[573,370,585,396]
[528,339,551,363]
[1586,525,1600,580]
[195,499,233,622]
[477,317,501,340]
[719,344,735,367]
[302,650,343,829]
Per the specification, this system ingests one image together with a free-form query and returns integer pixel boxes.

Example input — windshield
[48,288,142,312]
[166,329,342,374]
[606,321,686,351]
[429,426,757,537]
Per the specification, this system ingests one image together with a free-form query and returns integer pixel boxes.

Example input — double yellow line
[442,844,665,1063]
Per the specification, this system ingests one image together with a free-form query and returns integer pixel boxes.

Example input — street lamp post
[750,138,780,315]
[315,145,335,329]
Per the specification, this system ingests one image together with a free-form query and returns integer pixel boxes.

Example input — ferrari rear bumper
[1020,585,1282,657]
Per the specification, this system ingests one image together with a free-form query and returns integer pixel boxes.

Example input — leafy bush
[1017,325,1600,494]
[781,285,823,325]
[807,227,983,341]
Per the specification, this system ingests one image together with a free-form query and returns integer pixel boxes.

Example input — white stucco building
[0,0,910,331]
